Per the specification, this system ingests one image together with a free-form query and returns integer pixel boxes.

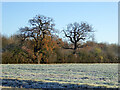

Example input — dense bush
[1,34,118,64]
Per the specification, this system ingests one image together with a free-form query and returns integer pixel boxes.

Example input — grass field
[1,64,119,89]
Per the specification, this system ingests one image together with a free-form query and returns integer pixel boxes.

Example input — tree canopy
[63,22,94,53]
[19,15,55,64]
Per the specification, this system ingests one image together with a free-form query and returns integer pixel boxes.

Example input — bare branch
[63,30,74,43]
[63,22,94,51]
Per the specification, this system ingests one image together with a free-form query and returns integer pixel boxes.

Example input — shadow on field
[1,79,118,90]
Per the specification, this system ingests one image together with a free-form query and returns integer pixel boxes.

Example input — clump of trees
[1,15,119,64]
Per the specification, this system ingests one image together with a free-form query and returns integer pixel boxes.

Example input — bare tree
[63,22,94,53]
[19,15,55,63]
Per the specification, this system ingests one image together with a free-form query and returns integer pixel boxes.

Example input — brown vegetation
[1,15,119,64]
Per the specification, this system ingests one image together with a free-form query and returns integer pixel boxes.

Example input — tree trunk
[74,42,77,50]
[38,58,40,64]
[73,42,77,54]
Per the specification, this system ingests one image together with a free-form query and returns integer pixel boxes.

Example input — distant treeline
[1,15,119,64]
[1,34,119,64]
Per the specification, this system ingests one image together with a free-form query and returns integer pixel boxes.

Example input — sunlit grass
[1,64,119,88]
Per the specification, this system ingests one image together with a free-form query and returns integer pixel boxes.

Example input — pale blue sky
[2,2,118,44]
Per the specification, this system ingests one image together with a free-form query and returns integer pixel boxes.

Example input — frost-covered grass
[1,64,119,88]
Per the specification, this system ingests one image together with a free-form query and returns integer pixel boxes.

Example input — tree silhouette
[19,15,55,63]
[63,22,94,53]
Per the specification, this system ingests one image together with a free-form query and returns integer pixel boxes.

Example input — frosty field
[1,64,119,89]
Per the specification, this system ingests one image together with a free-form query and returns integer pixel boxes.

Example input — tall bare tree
[63,22,94,53]
[19,15,55,63]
